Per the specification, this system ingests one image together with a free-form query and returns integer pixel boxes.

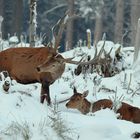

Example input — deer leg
[41,80,51,105]
[40,87,46,104]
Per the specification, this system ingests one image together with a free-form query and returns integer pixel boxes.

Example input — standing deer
[0,15,80,105]
[66,87,140,123]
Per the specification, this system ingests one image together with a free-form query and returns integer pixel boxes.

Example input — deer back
[0,47,65,84]
[92,99,113,112]
[117,103,140,123]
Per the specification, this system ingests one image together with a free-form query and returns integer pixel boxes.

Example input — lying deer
[66,87,140,123]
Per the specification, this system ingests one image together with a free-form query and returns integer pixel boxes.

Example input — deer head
[66,87,90,114]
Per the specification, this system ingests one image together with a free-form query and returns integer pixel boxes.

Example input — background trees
[114,0,124,44]
[130,0,140,46]
[0,0,140,51]
[0,0,23,39]
[29,0,37,46]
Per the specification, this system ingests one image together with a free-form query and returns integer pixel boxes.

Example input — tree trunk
[114,0,124,44]
[2,0,23,39]
[0,0,3,16]
[94,1,104,45]
[0,16,3,38]
[134,19,140,62]
[65,0,74,51]
[131,0,140,46]
[2,0,14,39]
[94,12,103,45]
[13,0,23,38]
[29,0,37,47]
[0,0,3,39]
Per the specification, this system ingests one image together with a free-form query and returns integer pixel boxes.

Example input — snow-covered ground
[0,42,140,140]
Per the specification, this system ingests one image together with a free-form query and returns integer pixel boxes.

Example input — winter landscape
[0,41,139,140]
[0,0,140,140]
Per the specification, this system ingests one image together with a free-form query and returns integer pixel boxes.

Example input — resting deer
[66,87,140,123]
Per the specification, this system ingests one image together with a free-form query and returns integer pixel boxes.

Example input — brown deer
[66,87,140,123]
[0,15,80,105]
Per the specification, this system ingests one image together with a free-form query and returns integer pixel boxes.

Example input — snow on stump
[87,29,91,49]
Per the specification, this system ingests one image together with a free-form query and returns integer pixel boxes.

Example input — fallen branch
[57,97,70,104]
[98,87,116,93]
[12,90,32,97]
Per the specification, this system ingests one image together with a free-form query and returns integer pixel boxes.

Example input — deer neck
[78,99,91,114]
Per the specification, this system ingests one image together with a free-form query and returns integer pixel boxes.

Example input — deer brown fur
[66,87,140,123]
[0,47,66,104]
[0,15,81,105]
[0,45,80,104]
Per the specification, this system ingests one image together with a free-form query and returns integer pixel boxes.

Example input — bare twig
[126,73,132,94]
[98,87,116,93]
[57,97,70,104]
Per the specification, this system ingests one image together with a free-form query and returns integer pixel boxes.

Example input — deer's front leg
[41,80,51,105]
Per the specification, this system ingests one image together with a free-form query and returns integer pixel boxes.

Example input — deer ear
[82,90,89,98]
[73,87,77,94]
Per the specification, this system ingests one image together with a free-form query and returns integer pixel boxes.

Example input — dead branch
[57,97,70,104]
[98,87,116,93]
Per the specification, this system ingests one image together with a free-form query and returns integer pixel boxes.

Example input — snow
[0,41,140,139]
[9,36,19,43]
[0,16,3,22]
[86,29,91,33]
[80,7,93,17]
